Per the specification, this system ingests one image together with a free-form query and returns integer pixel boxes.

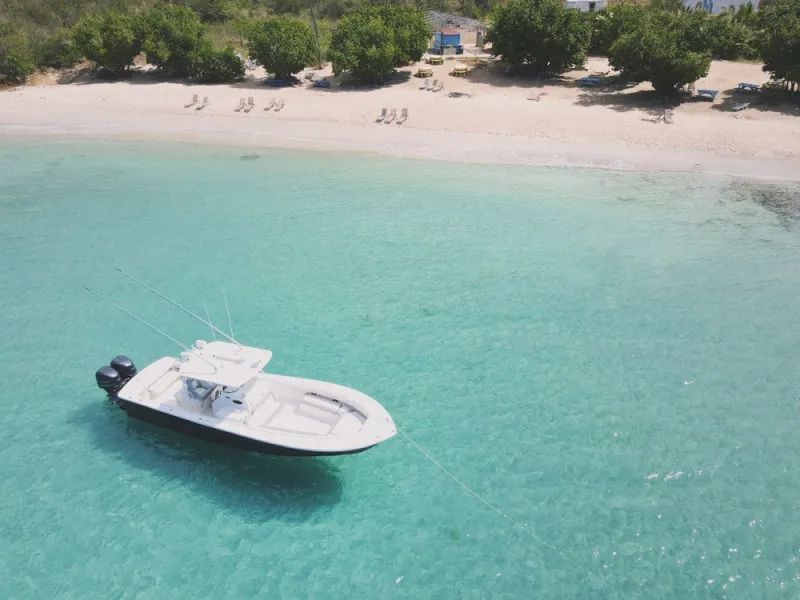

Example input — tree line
[2,0,799,93]
[490,0,800,93]
[0,2,431,85]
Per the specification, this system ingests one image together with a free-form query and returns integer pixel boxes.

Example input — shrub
[0,45,34,85]
[190,45,243,82]
[140,4,207,77]
[247,17,318,79]
[488,0,590,74]
[34,30,83,69]
[72,12,141,75]
[0,25,35,85]
[188,0,235,23]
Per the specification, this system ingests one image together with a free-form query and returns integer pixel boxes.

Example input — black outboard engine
[96,365,123,395]
[95,355,137,398]
[111,355,137,381]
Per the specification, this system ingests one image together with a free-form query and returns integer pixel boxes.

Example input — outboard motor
[110,355,137,381]
[95,355,137,398]
[95,366,122,395]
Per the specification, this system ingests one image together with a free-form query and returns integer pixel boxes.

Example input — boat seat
[148,371,177,400]
[246,393,281,428]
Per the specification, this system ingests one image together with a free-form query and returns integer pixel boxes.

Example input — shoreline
[4,121,799,183]
[2,57,799,182]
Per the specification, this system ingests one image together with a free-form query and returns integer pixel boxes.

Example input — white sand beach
[2,57,799,180]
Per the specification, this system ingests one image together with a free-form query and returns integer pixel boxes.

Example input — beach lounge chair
[732,102,751,112]
[313,79,331,88]
[196,96,209,111]
[696,89,718,101]
[397,108,409,125]
[663,108,674,124]
[421,78,433,91]
[266,78,292,87]
[263,97,276,111]
[578,75,606,87]
[184,94,198,108]
[385,108,397,124]
[244,97,255,112]
[736,82,760,93]
[376,107,387,122]
[234,98,246,112]
[274,98,285,111]
[432,80,444,92]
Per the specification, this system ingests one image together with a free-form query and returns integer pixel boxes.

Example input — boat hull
[115,397,373,457]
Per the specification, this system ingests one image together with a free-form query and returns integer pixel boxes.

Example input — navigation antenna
[115,268,241,347]
[85,287,218,371]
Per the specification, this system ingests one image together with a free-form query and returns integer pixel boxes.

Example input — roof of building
[426,11,486,31]
[439,28,461,35]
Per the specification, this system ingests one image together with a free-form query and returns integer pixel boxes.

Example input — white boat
[89,274,396,457]
[96,341,396,456]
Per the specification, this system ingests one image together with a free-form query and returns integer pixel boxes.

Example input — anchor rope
[397,426,579,568]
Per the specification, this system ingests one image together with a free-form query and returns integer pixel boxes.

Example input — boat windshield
[185,378,217,401]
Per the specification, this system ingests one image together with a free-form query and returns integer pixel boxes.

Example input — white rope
[397,427,578,568]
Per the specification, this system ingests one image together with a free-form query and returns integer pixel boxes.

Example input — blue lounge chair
[313,80,331,88]
[696,89,718,101]
[736,82,760,93]
[578,75,606,87]
[266,78,293,87]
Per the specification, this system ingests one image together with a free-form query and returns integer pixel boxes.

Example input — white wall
[684,0,756,13]
[564,0,607,12]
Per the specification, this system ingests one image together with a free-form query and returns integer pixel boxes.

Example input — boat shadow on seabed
[73,402,344,520]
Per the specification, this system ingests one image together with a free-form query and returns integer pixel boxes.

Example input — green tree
[706,8,759,60]
[488,0,590,74]
[72,12,142,75]
[329,10,397,83]
[759,0,800,89]
[140,4,206,77]
[608,10,711,93]
[190,45,243,81]
[586,4,648,55]
[247,17,318,78]
[0,26,34,85]
[378,5,430,65]
[328,6,428,84]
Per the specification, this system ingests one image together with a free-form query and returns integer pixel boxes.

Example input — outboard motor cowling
[96,366,122,395]
[111,355,137,381]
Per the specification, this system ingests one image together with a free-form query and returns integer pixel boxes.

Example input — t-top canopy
[178,340,272,388]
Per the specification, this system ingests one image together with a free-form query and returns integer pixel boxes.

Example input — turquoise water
[1,138,799,599]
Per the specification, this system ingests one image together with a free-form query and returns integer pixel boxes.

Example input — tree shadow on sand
[72,402,344,521]
[465,61,578,89]
[575,88,683,119]
[712,89,800,117]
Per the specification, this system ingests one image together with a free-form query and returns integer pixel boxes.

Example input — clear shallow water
[1,139,799,599]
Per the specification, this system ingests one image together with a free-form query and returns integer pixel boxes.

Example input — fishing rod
[115,268,241,347]
[84,286,218,371]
